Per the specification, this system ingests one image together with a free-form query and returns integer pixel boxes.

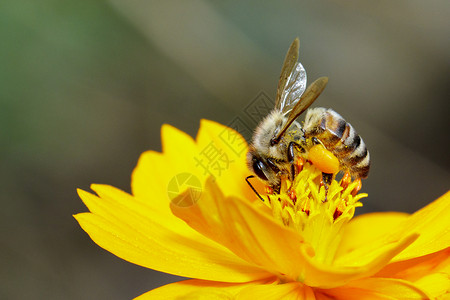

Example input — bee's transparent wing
[275,38,307,114]
[278,62,307,114]
[273,77,328,144]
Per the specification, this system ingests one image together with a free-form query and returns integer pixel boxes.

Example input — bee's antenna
[245,175,265,201]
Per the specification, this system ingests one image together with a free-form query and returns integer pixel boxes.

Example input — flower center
[263,162,367,265]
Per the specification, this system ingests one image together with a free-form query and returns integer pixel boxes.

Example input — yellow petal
[336,212,409,258]
[415,272,450,299]
[131,150,171,206]
[414,251,450,298]
[335,191,450,266]
[171,178,420,288]
[171,177,306,280]
[196,119,248,163]
[161,123,198,167]
[391,191,450,261]
[75,186,267,282]
[131,120,259,214]
[131,124,203,206]
[377,248,450,280]
[320,277,431,300]
[89,184,193,237]
[237,282,316,300]
[300,232,418,288]
[135,279,274,300]
[376,248,450,298]
[195,119,260,201]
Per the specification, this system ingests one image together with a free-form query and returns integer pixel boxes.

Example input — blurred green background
[1,1,449,298]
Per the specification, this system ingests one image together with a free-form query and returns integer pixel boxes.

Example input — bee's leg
[351,178,362,196]
[322,172,333,185]
[272,183,281,195]
[245,175,265,201]
[287,142,297,182]
[312,137,321,145]
[320,172,333,202]
[287,142,306,202]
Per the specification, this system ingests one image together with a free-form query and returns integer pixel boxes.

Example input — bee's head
[246,146,281,187]
[250,111,288,161]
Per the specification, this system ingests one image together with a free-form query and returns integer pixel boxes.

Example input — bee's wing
[273,77,328,143]
[275,38,307,114]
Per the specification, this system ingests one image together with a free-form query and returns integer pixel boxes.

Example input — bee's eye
[252,159,268,181]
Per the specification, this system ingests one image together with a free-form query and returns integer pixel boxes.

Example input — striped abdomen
[303,107,370,179]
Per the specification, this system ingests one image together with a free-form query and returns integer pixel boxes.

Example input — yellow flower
[75,120,450,299]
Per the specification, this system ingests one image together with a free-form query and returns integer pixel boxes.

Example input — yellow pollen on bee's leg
[308,144,340,174]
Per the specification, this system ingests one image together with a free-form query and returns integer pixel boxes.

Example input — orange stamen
[333,200,347,220]
[340,171,351,189]
[288,188,297,203]
[300,197,310,216]
[351,178,362,196]
[296,157,304,174]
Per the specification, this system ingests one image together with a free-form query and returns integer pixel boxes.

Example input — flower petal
[320,277,431,300]
[75,186,267,282]
[335,191,450,267]
[391,191,450,261]
[237,282,316,300]
[336,212,409,258]
[161,123,198,169]
[131,124,202,207]
[196,119,263,201]
[376,248,450,298]
[171,178,420,288]
[130,126,205,227]
[300,232,418,288]
[170,177,305,280]
[131,120,261,214]
[415,272,450,299]
[135,279,271,300]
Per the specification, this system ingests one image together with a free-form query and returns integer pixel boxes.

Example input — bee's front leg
[320,172,333,202]
[287,142,297,182]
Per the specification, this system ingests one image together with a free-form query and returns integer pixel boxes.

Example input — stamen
[262,162,367,264]
[333,200,346,220]
[288,188,297,203]
[266,186,274,194]
[300,197,310,216]
[351,178,362,196]
[296,157,304,174]
[340,171,351,189]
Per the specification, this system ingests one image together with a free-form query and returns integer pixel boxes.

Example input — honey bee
[246,38,370,195]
